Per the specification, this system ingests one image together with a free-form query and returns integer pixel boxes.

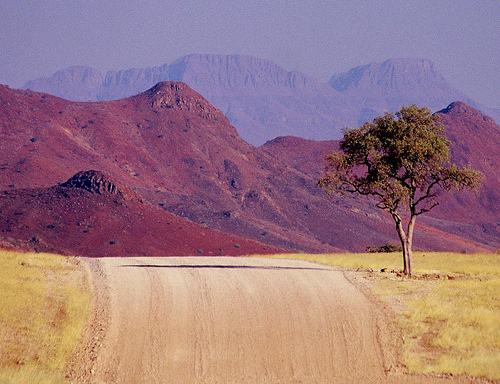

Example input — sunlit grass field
[0,250,91,383]
[266,252,500,381]
[2,249,498,381]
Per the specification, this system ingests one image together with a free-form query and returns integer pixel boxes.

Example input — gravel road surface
[73,257,471,383]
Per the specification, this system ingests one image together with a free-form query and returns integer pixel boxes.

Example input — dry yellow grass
[264,252,500,381]
[0,250,91,383]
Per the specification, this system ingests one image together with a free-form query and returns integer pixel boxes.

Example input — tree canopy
[318,105,483,275]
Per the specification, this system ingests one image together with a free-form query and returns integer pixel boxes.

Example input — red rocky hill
[1,83,498,255]
[0,170,280,256]
[430,102,500,245]
[263,103,500,251]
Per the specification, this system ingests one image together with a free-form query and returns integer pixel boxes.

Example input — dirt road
[74,257,468,383]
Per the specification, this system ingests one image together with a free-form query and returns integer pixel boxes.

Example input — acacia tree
[318,105,482,276]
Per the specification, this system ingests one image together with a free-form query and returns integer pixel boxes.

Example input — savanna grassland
[0,250,91,383]
[266,252,500,381]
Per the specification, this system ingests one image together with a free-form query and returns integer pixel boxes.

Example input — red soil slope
[262,103,500,251]
[0,170,280,256]
[1,83,498,255]
[435,102,500,221]
[260,136,339,177]
[0,83,345,253]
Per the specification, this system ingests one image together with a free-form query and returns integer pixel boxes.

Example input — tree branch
[416,201,439,215]
[414,177,441,207]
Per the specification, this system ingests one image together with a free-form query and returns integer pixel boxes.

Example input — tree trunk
[393,213,413,276]
[405,215,416,276]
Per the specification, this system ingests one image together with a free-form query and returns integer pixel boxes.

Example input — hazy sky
[1,0,499,108]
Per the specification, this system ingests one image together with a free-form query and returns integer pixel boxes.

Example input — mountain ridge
[22,54,499,145]
[330,58,448,91]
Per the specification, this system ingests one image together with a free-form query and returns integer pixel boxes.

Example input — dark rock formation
[60,170,122,196]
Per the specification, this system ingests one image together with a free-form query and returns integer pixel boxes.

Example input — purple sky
[1,0,499,108]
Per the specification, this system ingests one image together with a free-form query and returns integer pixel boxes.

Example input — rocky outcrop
[60,170,122,196]
[0,173,282,257]
[145,82,224,121]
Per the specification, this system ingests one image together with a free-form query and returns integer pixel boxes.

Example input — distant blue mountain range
[23,54,499,145]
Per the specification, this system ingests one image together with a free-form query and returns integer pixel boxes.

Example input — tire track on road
[78,257,471,383]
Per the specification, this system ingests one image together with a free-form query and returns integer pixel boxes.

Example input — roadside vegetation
[266,251,500,381]
[0,250,91,383]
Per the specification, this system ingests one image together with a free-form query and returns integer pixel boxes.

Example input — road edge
[66,258,110,383]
